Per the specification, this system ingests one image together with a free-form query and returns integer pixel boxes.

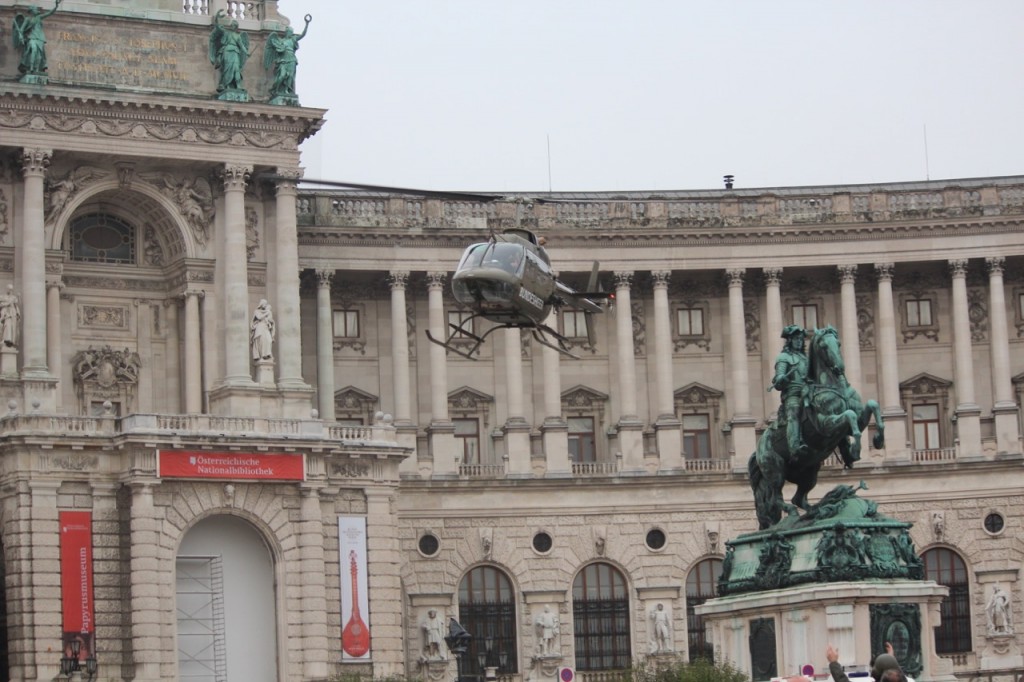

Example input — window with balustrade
[922,548,971,654]
[899,374,951,455]
[682,414,712,460]
[458,566,518,682]
[454,418,481,465]
[333,309,360,338]
[334,386,378,426]
[672,300,711,351]
[686,558,722,662]
[572,563,631,671]
[674,383,723,466]
[568,417,596,463]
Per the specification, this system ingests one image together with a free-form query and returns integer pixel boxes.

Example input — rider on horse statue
[768,325,810,464]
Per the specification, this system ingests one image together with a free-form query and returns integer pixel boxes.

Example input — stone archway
[176,514,278,682]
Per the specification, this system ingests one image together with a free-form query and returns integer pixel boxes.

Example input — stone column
[875,263,908,457]
[183,290,204,413]
[220,164,252,385]
[763,267,784,410]
[274,169,306,392]
[726,269,757,465]
[949,259,982,458]
[426,273,455,476]
[314,270,335,421]
[387,272,418,466]
[388,272,411,424]
[540,309,570,476]
[651,271,682,470]
[164,298,181,413]
[30,481,60,680]
[837,265,863,390]
[503,328,531,476]
[128,481,162,681]
[19,149,50,376]
[613,272,644,471]
[45,280,62,384]
[986,257,1020,454]
[298,484,329,679]
[364,487,405,677]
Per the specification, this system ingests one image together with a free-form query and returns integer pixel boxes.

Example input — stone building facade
[0,1,1022,682]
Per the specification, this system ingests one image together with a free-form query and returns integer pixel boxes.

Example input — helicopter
[426,227,610,360]
[261,175,611,359]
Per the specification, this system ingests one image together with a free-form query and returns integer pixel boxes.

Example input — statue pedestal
[255,359,275,387]
[980,633,1023,670]
[0,346,17,378]
[697,580,954,682]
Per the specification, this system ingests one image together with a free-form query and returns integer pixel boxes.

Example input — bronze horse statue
[749,326,885,530]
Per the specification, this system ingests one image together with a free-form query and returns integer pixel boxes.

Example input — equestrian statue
[749,325,885,530]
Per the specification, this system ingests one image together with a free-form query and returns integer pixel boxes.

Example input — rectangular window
[912,403,940,450]
[454,418,480,464]
[1019,293,1024,321]
[677,308,704,336]
[792,304,818,330]
[562,311,587,338]
[333,310,359,338]
[682,414,712,459]
[907,299,933,327]
[448,310,474,338]
[568,417,596,463]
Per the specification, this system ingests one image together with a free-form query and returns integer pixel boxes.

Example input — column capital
[763,267,783,286]
[725,268,745,287]
[837,264,858,284]
[948,259,969,278]
[426,271,447,291]
[274,166,303,194]
[613,271,633,289]
[315,269,334,288]
[20,148,51,176]
[986,256,1006,276]
[182,289,206,301]
[45,279,64,291]
[387,271,409,290]
[651,270,671,288]
[221,164,251,192]
[874,263,895,282]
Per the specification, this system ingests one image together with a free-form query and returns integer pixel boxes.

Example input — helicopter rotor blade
[260,175,503,203]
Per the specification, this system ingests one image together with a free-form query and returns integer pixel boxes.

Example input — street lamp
[444,618,472,682]
[477,636,503,681]
[59,638,98,680]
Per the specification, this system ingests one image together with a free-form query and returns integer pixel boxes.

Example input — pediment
[334,386,378,410]
[674,381,724,405]
[448,386,493,410]
[561,385,609,409]
[899,372,952,395]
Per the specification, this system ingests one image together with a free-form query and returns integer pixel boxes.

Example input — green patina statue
[750,326,885,530]
[264,14,311,106]
[12,0,62,84]
[209,10,250,101]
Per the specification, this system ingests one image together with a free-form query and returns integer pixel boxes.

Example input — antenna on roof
[922,124,930,181]
[723,174,735,190]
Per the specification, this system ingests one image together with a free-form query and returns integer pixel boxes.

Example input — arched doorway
[922,547,972,654]
[176,515,278,682]
[686,557,722,661]
[458,565,518,682]
[572,562,631,671]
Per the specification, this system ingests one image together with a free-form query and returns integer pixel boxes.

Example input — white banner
[339,516,370,660]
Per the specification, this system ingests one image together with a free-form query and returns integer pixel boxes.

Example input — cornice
[0,87,326,147]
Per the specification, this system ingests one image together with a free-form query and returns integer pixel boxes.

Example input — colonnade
[310,260,1020,476]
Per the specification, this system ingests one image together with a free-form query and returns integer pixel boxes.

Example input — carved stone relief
[245,206,260,261]
[744,297,759,352]
[145,173,215,248]
[0,189,8,244]
[857,293,875,349]
[142,225,165,267]
[970,289,989,341]
[71,345,141,415]
[78,304,129,330]
[631,299,645,356]
[45,165,110,225]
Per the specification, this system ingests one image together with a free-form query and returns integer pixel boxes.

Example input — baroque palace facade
[0,2,1023,682]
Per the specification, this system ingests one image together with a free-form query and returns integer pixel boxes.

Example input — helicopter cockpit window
[457,243,524,276]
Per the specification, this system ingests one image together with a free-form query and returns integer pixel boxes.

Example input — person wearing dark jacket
[827,643,903,682]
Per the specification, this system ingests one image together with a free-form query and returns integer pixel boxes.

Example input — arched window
[458,566,518,681]
[686,558,722,661]
[69,213,135,264]
[572,562,631,671]
[922,548,971,653]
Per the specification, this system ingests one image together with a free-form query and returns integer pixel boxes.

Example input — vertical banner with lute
[339,516,370,659]
[59,511,95,662]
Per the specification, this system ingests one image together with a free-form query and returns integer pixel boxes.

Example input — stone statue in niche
[534,605,560,656]
[421,609,447,660]
[649,602,673,653]
[0,286,21,349]
[250,300,275,361]
[987,585,1013,635]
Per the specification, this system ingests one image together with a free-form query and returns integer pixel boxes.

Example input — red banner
[59,511,95,661]
[157,450,305,481]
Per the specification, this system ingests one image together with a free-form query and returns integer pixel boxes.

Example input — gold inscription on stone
[51,28,196,91]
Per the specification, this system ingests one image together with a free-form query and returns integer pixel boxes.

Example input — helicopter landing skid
[425,317,583,360]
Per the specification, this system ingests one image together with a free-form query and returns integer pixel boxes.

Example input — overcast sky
[291,1,1024,193]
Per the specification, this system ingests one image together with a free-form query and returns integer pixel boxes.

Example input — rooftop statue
[264,14,312,106]
[750,326,885,530]
[209,10,250,101]
[12,0,62,84]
